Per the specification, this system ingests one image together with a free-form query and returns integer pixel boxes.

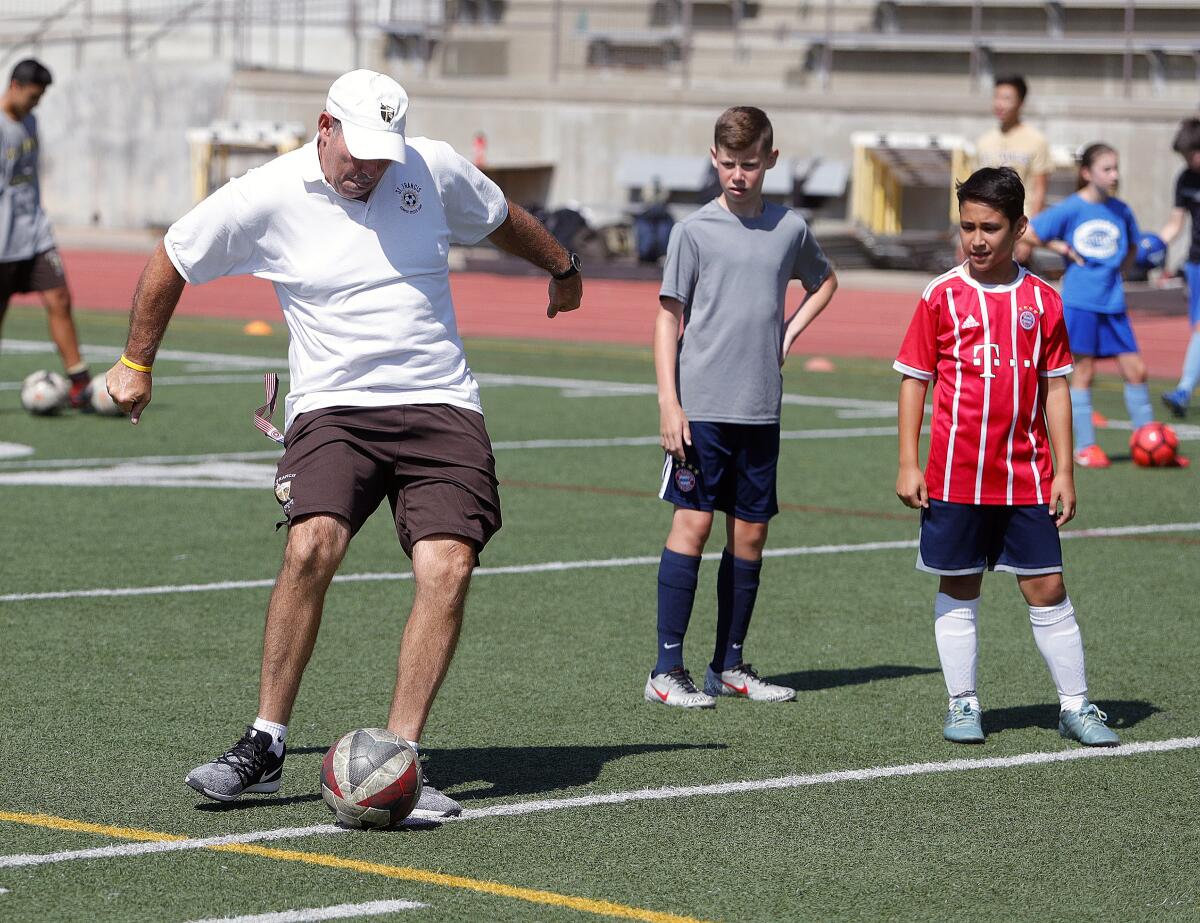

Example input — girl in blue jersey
[1026,143,1153,468]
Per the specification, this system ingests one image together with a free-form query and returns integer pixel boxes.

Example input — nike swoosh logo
[663,642,681,649]
[653,685,670,701]
[724,682,749,694]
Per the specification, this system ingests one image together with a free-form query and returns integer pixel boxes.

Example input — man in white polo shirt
[105,69,583,818]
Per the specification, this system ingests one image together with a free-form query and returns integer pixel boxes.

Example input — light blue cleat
[943,698,985,744]
[1058,701,1120,747]
[1161,388,1189,419]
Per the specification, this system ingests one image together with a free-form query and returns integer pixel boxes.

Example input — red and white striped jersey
[894,265,1073,506]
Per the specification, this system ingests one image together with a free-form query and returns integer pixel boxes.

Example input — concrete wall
[27,61,1198,246]
[34,60,234,230]
[228,70,1195,227]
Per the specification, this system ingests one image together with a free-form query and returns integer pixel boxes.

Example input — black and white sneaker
[185,726,285,802]
[409,766,462,819]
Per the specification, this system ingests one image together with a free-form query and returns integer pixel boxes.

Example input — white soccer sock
[934,593,980,706]
[404,738,420,755]
[252,716,287,757]
[1028,597,1088,713]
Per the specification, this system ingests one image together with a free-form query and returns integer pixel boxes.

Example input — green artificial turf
[1,306,1197,922]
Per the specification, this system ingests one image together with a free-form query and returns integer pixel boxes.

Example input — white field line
[0,522,1196,604]
[0,428,916,488]
[0,374,285,392]
[0,824,344,869]
[182,900,428,923]
[2,737,1197,871]
[451,736,1200,821]
[3,339,287,372]
[0,450,282,472]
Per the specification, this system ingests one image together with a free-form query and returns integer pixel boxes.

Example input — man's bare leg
[257,513,353,723]
[386,534,474,743]
[185,513,351,800]
[41,285,83,370]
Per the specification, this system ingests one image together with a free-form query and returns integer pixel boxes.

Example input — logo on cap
[380,103,396,124]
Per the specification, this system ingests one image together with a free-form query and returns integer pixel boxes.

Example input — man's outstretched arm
[487,200,583,318]
[105,241,187,424]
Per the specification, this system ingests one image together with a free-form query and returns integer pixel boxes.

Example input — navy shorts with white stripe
[917,498,1063,576]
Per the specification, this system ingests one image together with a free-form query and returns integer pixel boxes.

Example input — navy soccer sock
[654,548,702,675]
[712,550,763,672]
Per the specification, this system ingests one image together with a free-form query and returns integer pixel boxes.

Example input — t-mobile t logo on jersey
[972,343,1001,378]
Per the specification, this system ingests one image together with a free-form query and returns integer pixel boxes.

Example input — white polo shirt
[164,137,508,429]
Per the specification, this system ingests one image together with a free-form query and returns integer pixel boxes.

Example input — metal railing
[0,0,1192,95]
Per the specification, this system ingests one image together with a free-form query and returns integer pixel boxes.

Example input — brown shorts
[0,249,66,302]
[273,404,502,558]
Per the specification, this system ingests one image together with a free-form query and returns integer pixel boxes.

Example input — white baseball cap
[325,69,408,163]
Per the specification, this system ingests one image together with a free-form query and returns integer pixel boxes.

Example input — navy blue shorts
[917,499,1062,576]
[658,421,779,522]
[1064,307,1138,358]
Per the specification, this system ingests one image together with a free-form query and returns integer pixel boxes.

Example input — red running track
[12,249,1189,377]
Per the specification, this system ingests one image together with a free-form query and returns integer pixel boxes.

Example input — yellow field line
[213,842,707,923]
[0,810,186,843]
[0,810,711,923]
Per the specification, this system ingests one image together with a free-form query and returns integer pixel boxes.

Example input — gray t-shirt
[0,111,54,262]
[660,200,830,423]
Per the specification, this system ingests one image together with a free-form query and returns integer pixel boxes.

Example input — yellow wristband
[119,354,153,373]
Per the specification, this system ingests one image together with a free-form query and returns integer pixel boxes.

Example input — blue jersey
[1030,193,1139,314]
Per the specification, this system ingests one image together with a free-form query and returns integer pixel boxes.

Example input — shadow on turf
[194,793,324,812]
[983,699,1159,733]
[194,742,726,811]
[430,742,727,801]
[769,663,940,692]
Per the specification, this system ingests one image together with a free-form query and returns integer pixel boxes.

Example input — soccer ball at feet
[1129,422,1179,467]
[320,728,422,829]
[20,370,68,415]
[88,377,124,416]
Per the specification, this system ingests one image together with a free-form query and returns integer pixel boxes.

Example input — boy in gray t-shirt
[646,106,838,708]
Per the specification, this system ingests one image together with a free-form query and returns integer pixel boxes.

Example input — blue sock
[655,548,701,675]
[1070,388,1096,449]
[712,550,763,672]
[1124,382,1153,428]
[1178,331,1200,397]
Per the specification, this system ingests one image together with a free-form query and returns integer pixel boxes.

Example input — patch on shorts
[1019,309,1037,331]
[274,473,296,513]
[674,465,697,493]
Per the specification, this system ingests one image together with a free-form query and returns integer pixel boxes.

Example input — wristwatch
[552,252,582,281]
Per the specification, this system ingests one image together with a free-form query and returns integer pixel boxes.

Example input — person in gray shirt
[646,106,838,709]
[0,58,91,406]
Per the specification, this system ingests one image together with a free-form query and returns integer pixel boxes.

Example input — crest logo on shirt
[396,182,422,214]
[1072,219,1121,260]
[380,103,396,124]
[1019,309,1037,331]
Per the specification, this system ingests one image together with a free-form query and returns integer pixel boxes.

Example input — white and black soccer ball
[20,370,68,415]
[88,377,123,416]
[320,728,422,829]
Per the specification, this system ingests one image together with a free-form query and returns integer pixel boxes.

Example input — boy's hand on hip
[1050,474,1076,527]
[660,402,691,462]
[895,464,928,509]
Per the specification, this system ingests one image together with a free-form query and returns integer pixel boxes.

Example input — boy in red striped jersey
[894,167,1118,747]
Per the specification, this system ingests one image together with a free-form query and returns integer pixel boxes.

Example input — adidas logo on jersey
[962,316,980,329]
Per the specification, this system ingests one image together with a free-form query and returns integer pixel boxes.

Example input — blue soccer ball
[1136,233,1167,269]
